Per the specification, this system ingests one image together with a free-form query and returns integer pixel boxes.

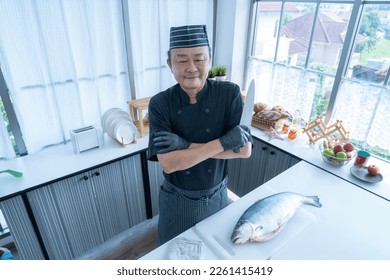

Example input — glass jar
[282,123,290,134]
[288,127,297,140]
[354,150,371,166]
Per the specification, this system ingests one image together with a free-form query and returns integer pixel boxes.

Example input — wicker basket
[251,114,286,131]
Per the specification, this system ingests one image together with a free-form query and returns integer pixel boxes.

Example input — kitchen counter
[1,126,388,201]
[250,127,390,201]
[142,161,390,260]
[0,134,149,200]
[1,125,389,260]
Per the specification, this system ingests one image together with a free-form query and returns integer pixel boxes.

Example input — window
[249,0,390,161]
[126,0,214,99]
[0,0,131,157]
[0,0,214,159]
[0,95,17,159]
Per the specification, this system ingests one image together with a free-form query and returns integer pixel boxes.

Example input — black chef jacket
[147,79,243,190]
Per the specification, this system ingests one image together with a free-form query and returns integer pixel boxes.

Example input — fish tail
[304,195,322,208]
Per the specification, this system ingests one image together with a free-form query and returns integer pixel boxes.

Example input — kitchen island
[141,160,390,260]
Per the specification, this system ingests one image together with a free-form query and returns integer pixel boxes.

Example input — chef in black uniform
[147,25,252,245]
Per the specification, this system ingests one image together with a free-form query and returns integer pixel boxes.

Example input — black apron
[158,177,228,245]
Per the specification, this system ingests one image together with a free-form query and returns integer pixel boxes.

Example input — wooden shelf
[128,97,151,138]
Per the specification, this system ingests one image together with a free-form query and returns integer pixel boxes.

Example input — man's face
[168,46,211,95]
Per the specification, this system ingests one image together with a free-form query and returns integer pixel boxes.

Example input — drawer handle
[82,175,89,181]
[94,171,100,176]
[270,151,275,155]
[262,147,267,151]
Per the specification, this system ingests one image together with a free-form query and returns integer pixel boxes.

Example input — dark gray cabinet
[228,138,300,197]
[26,155,146,259]
[0,196,46,259]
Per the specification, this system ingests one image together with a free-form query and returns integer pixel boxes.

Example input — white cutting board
[194,185,318,259]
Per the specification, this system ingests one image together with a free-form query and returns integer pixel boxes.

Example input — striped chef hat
[169,25,209,50]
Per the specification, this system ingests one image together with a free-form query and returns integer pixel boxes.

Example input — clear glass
[276,2,317,65]
[250,1,390,161]
[247,58,334,122]
[253,2,283,60]
[306,3,353,73]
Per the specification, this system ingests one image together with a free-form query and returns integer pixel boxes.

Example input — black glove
[219,125,251,152]
[153,131,191,154]
[233,125,252,153]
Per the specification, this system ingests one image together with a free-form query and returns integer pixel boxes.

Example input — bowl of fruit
[320,141,356,166]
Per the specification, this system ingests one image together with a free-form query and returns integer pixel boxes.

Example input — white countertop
[0,134,149,199]
[2,125,389,260]
[1,126,389,202]
[142,161,390,260]
[250,127,390,201]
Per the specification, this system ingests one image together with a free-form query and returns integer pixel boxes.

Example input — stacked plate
[101,108,138,145]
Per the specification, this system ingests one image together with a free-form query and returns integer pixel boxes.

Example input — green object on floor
[0,169,23,178]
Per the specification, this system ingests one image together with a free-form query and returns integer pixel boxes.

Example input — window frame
[1,0,217,158]
[249,0,390,161]
[0,69,27,156]
[250,0,390,122]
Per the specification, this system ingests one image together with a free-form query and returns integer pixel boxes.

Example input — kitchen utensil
[350,165,383,183]
[101,108,121,128]
[233,79,255,153]
[0,169,23,178]
[193,185,316,260]
[114,120,137,145]
[106,114,132,138]
[103,110,131,134]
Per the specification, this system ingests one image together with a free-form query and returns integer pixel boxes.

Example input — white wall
[213,0,252,90]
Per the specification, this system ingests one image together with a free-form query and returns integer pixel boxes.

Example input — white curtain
[331,80,390,152]
[127,0,214,99]
[0,0,130,154]
[247,59,317,121]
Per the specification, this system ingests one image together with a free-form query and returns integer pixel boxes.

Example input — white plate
[101,108,122,128]
[106,115,131,138]
[103,110,131,134]
[350,165,383,183]
[114,120,138,145]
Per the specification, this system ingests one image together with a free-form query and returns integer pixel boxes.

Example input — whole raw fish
[231,192,322,244]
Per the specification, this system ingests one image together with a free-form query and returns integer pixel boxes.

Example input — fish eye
[256,225,263,231]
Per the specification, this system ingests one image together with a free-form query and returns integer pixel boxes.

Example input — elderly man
[147,25,252,244]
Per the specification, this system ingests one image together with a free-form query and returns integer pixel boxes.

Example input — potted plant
[208,67,217,80]
[215,65,227,81]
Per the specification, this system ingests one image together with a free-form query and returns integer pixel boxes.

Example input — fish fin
[306,195,322,208]
[251,221,289,243]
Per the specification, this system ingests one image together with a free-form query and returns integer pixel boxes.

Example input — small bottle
[282,123,290,134]
[288,110,301,140]
[288,128,297,140]
[292,110,301,126]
